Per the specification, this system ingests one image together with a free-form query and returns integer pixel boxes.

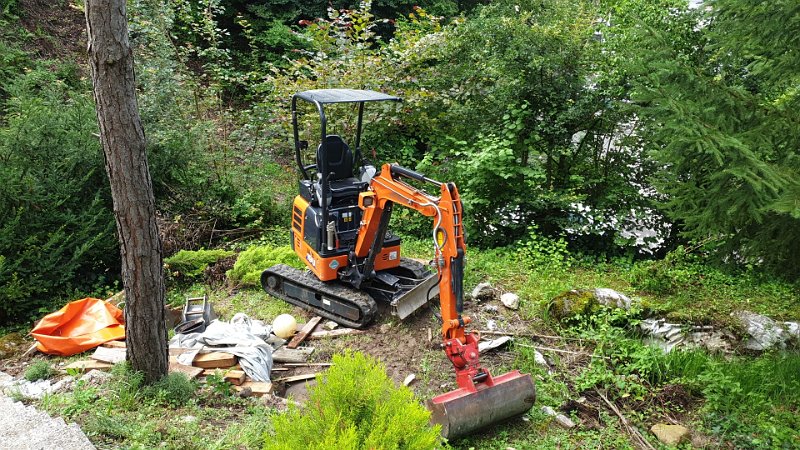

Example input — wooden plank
[272,346,314,363]
[65,359,114,371]
[202,369,247,385]
[275,373,318,384]
[233,381,273,397]
[168,347,212,356]
[102,340,126,349]
[282,363,332,367]
[169,362,204,380]
[91,346,126,364]
[287,316,322,349]
[192,351,236,369]
[307,328,365,340]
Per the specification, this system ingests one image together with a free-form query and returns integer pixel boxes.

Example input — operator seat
[314,135,367,204]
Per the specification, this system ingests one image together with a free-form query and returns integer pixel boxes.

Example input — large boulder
[731,311,789,350]
[549,288,632,321]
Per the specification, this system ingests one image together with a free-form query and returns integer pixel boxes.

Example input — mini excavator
[261,89,535,439]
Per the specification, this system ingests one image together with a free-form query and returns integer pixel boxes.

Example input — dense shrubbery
[0,69,116,324]
[265,351,441,449]
[226,245,304,286]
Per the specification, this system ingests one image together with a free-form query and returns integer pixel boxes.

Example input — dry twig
[596,389,656,450]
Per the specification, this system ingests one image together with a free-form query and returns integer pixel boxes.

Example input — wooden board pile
[63,316,362,399]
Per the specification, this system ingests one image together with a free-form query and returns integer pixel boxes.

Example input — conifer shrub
[226,245,303,286]
[264,351,441,450]
[164,249,234,279]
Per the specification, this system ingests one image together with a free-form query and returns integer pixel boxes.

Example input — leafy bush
[164,249,234,278]
[265,351,441,450]
[24,360,54,382]
[227,245,303,286]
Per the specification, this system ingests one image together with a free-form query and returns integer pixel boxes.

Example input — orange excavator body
[261,89,535,440]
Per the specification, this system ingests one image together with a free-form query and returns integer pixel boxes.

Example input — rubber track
[261,264,378,329]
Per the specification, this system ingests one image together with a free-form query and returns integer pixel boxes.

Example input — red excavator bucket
[427,369,536,440]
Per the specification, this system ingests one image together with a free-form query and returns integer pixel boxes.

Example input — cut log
[202,369,246,385]
[169,362,204,380]
[233,381,273,397]
[272,346,314,363]
[307,328,365,340]
[91,346,127,364]
[65,360,114,371]
[287,316,322,349]
[192,351,237,369]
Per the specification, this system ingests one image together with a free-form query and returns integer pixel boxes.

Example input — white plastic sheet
[170,315,274,382]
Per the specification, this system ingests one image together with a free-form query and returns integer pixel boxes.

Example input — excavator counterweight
[262,89,536,440]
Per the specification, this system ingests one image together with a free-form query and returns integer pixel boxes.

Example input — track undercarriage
[261,258,438,328]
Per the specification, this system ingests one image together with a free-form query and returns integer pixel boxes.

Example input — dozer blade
[390,271,439,320]
[427,370,536,440]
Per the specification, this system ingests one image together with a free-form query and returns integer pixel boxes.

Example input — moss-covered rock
[549,289,600,321]
[0,332,27,359]
[164,249,234,279]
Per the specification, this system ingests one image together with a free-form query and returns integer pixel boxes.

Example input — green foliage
[567,305,800,449]
[628,0,800,277]
[520,226,572,273]
[0,67,117,324]
[206,369,235,397]
[146,372,197,408]
[164,249,235,278]
[24,360,54,382]
[265,351,441,450]
[629,246,699,294]
[227,245,303,286]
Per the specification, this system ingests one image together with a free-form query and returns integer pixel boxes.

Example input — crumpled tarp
[169,314,276,382]
[31,298,125,356]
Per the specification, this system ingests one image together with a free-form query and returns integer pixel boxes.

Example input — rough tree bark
[85,0,168,382]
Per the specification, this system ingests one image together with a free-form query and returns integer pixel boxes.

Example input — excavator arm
[352,164,536,439]
[352,163,468,342]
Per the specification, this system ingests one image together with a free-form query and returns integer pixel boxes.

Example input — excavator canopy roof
[294,89,401,104]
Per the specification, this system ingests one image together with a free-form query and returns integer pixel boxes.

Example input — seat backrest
[316,135,353,180]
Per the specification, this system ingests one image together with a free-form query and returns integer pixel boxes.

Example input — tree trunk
[85,0,168,383]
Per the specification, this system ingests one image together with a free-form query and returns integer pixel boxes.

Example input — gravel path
[0,373,95,450]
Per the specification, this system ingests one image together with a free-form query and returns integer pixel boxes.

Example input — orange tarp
[31,297,125,356]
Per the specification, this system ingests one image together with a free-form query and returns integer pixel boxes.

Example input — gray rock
[485,319,498,331]
[594,288,632,309]
[541,405,576,429]
[471,283,495,302]
[641,318,685,353]
[500,293,520,310]
[533,350,548,368]
[650,423,689,446]
[80,369,111,386]
[784,322,799,343]
[478,336,512,353]
[731,310,787,350]
[323,320,338,331]
[483,305,499,313]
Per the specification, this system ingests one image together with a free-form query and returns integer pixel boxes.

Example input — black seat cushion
[317,135,353,180]
[330,178,368,197]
